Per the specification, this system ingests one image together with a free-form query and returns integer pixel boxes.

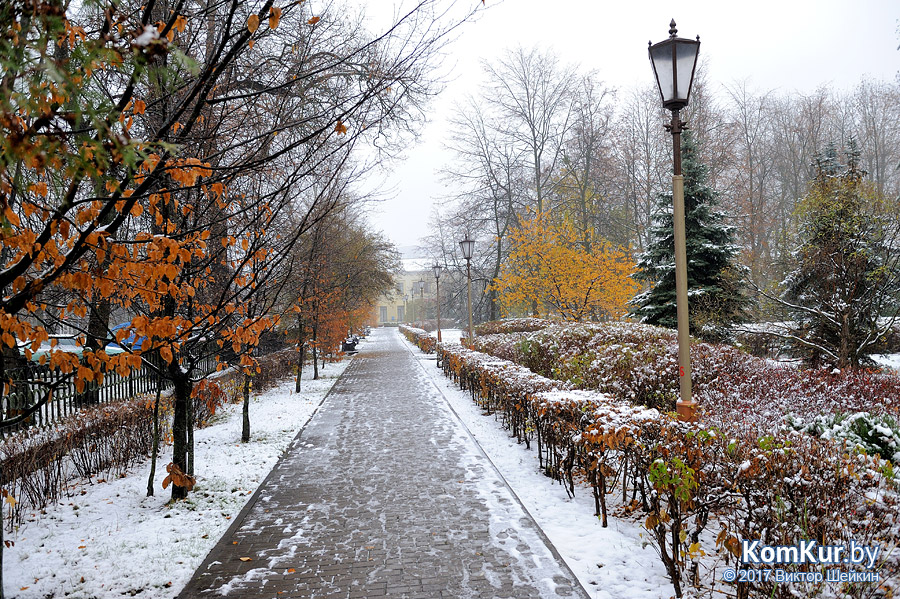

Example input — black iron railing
[0,353,218,439]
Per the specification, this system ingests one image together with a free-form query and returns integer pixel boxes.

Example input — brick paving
[178,328,589,599]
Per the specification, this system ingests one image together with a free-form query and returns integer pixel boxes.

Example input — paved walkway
[178,328,589,599]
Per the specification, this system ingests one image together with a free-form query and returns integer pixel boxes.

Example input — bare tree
[555,74,616,249]
[723,81,776,287]
[610,85,670,251]
[481,46,577,213]
[442,95,527,321]
[853,78,900,200]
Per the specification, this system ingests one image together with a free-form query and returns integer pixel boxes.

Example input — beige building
[376,259,437,326]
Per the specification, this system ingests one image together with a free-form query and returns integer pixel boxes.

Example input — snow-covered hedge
[399,324,436,354]
[402,328,900,598]
[473,317,556,336]
[470,321,900,446]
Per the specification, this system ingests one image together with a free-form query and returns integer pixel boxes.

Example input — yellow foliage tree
[492,212,639,321]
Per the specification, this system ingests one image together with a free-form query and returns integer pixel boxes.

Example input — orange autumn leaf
[247,14,260,33]
[269,7,282,29]
[334,120,347,135]
[29,182,48,197]
[160,346,173,363]
[307,16,320,25]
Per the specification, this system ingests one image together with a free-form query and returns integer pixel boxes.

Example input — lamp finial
[669,19,677,38]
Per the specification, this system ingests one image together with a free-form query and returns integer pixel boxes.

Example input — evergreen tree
[782,141,900,368]
[631,131,750,341]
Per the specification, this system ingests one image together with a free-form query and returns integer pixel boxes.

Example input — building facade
[376,260,436,326]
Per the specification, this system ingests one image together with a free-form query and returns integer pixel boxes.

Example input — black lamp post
[432,264,443,343]
[649,19,700,422]
[458,234,475,341]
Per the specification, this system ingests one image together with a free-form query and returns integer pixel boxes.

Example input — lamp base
[676,400,698,423]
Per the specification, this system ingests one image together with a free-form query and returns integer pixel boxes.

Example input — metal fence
[0,354,217,439]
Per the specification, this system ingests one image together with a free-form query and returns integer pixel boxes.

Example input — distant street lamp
[459,234,475,341]
[432,264,443,342]
[418,279,426,325]
[404,293,409,324]
[649,19,700,422]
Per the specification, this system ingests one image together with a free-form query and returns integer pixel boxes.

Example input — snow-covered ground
[430,327,464,344]
[5,358,351,599]
[873,353,900,373]
[5,330,674,599]
[407,330,672,599]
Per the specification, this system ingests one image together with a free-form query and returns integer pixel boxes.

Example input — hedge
[401,324,900,599]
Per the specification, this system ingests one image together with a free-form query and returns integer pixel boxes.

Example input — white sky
[363,0,900,249]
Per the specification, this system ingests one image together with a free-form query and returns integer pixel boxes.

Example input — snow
[873,353,900,373]
[5,359,351,599]
[132,25,159,47]
[431,327,464,344]
[403,335,672,598]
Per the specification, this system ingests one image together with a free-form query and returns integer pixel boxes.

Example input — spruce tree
[631,130,749,341]
[782,142,900,368]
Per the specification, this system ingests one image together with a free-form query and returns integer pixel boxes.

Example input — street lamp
[649,19,700,422]
[403,293,409,324]
[459,234,475,342]
[418,279,426,325]
[432,264,443,343]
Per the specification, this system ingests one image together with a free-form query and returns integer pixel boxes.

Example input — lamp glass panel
[649,41,675,102]
[432,265,442,278]
[459,239,475,259]
[674,41,699,103]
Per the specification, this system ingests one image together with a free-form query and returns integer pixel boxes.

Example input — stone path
[178,328,589,599]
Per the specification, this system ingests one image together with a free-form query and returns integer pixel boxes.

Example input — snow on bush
[470,321,900,447]
[473,317,556,336]
[789,411,900,463]
[399,324,436,353]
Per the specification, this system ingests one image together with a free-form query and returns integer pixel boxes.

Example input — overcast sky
[361,0,900,251]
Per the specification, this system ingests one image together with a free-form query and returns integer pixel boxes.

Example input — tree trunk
[839,311,851,369]
[312,315,319,380]
[241,374,251,443]
[146,374,163,497]
[169,364,192,501]
[312,344,319,380]
[295,311,305,392]
[187,379,195,477]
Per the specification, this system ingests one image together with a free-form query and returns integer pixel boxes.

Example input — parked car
[106,323,147,352]
[29,334,125,363]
